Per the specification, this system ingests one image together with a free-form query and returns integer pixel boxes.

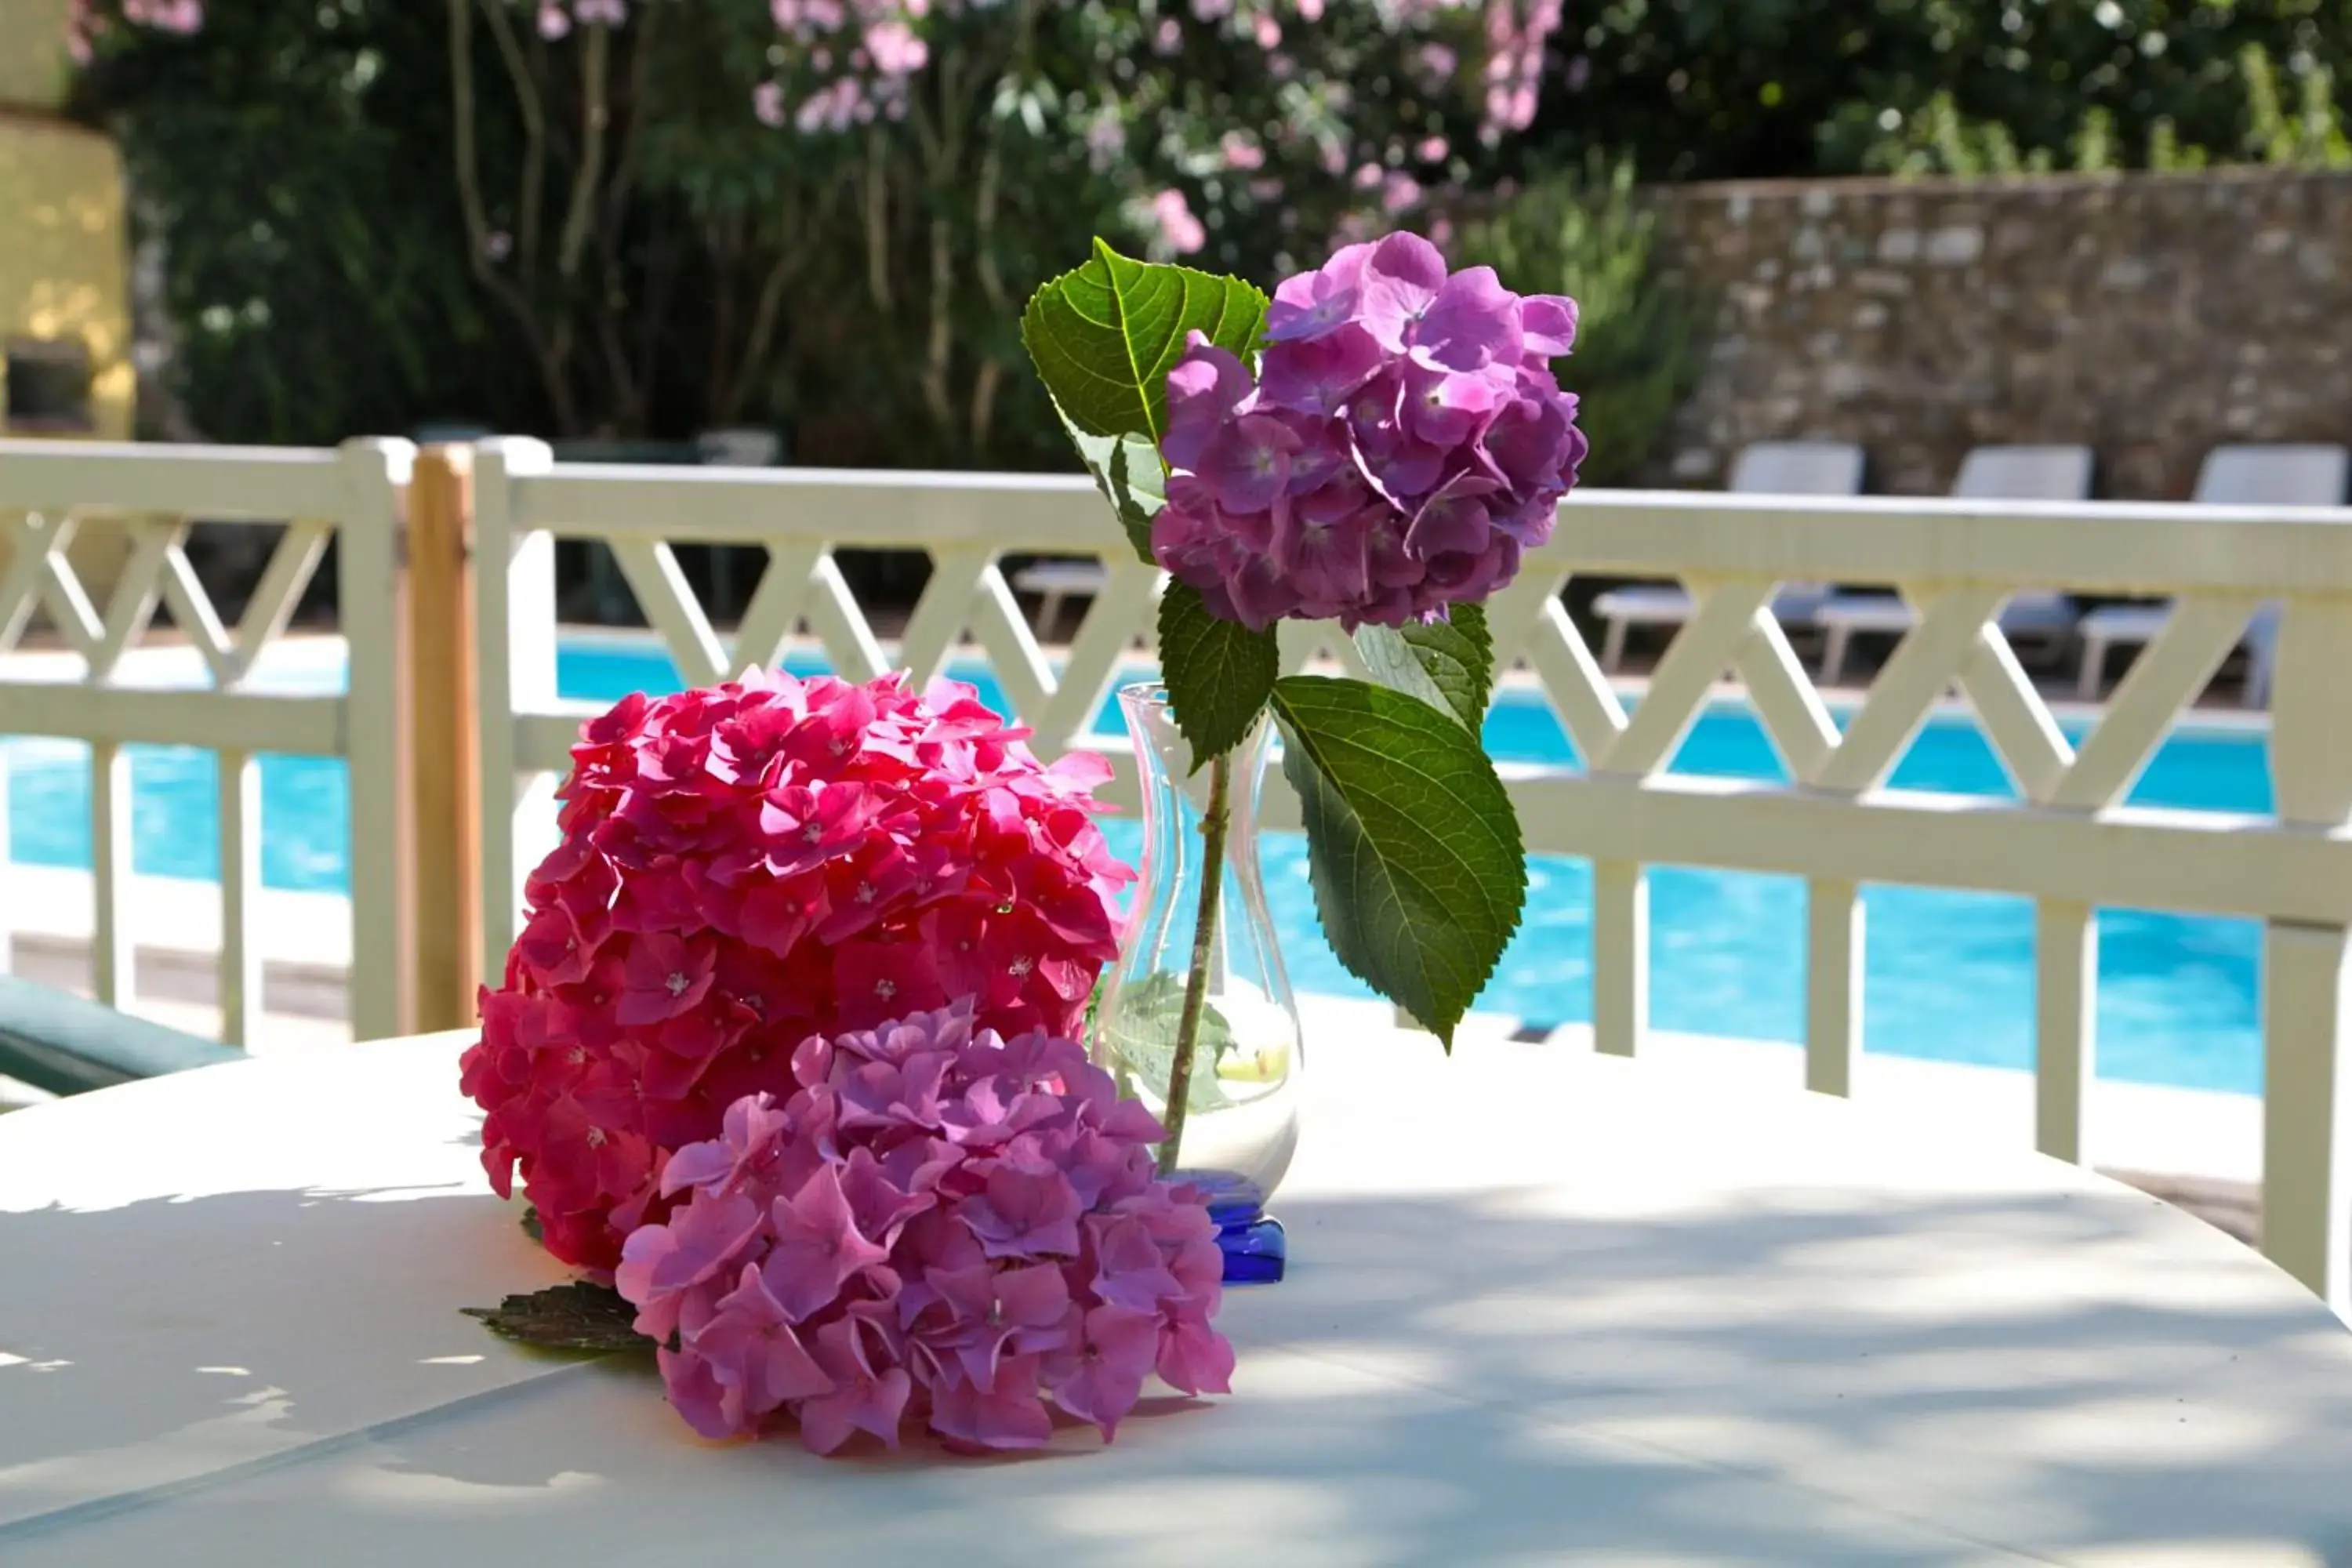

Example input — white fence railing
[3,437,2346,1310]
[470,438,2352,1314]
[0,437,410,1042]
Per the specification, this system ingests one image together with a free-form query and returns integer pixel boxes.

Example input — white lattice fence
[1493,491,2352,1315]
[471,442,2352,1312]
[0,437,411,1042]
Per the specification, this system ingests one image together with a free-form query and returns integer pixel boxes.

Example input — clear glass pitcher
[1091,684,1303,1276]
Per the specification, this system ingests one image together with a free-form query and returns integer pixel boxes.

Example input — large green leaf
[1021,237,1267,443]
[1353,603,1496,732]
[1272,675,1526,1047]
[1098,968,1239,1116]
[1159,581,1279,767]
[1054,405,1166,564]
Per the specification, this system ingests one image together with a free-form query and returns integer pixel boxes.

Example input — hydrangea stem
[1160,750,1231,1178]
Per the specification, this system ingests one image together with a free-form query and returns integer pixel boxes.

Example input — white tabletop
[5,1029,2352,1566]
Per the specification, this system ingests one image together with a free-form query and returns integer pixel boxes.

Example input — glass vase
[1092,683,1303,1283]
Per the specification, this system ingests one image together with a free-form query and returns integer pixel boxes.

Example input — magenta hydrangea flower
[615,999,1234,1454]
[1152,230,1587,631]
[460,670,1134,1272]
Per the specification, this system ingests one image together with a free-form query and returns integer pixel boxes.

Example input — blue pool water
[2,640,2268,1095]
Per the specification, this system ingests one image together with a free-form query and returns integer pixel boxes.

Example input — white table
[5,1029,2352,1565]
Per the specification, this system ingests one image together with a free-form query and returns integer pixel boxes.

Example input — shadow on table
[10,1184,2352,1563]
[0,1178,569,1534]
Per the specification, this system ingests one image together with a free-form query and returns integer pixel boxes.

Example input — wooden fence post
[403,446,483,1033]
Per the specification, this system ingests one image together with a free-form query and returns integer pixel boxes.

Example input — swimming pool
[2,638,2267,1095]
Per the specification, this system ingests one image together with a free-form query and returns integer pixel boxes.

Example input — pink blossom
[463,671,1131,1273]
[1219,132,1267,171]
[1145,189,1207,258]
[1158,1308,1240,1396]
[762,1163,894,1319]
[1087,116,1128,171]
[962,1162,1085,1259]
[929,1354,1054,1450]
[1476,0,1559,142]
[921,1259,1071,1384]
[798,1317,913,1453]
[123,0,201,31]
[863,18,926,73]
[1149,234,1587,630]
[612,1000,1235,1452]
[1045,1305,1162,1440]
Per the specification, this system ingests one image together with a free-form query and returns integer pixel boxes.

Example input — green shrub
[1831,38,2351,178]
[1525,0,2352,183]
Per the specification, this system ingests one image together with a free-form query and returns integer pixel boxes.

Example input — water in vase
[1093,684,1304,1280]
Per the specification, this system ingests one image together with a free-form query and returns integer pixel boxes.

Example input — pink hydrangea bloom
[616,1000,1233,1452]
[1151,230,1587,631]
[462,670,1133,1272]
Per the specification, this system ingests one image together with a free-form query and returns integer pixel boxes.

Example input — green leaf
[1098,968,1237,1116]
[519,1205,543,1245]
[1054,403,1165,564]
[1158,581,1279,766]
[1272,675,1526,1047]
[462,1283,652,1355]
[1353,603,1495,732]
[1021,237,1267,443]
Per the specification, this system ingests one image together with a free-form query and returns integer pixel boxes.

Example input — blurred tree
[72,0,1563,461]
[73,1,549,443]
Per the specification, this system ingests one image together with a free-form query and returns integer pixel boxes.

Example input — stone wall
[1645,169,2352,499]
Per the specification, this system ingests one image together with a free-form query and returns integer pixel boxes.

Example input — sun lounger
[1592,441,1867,672]
[1814,445,2094,685]
[2075,445,2350,705]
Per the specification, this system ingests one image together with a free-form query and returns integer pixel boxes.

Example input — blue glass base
[1175,1171,1286,1284]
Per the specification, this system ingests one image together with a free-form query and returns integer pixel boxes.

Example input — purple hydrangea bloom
[1152,230,1587,631]
[612,996,1232,1454]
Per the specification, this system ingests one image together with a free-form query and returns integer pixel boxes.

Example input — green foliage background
[1520,0,2352,181]
[68,0,2352,463]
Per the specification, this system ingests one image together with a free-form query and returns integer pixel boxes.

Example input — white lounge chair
[2074,445,2350,706]
[1011,558,1111,639]
[1592,441,1866,672]
[1814,445,2094,686]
